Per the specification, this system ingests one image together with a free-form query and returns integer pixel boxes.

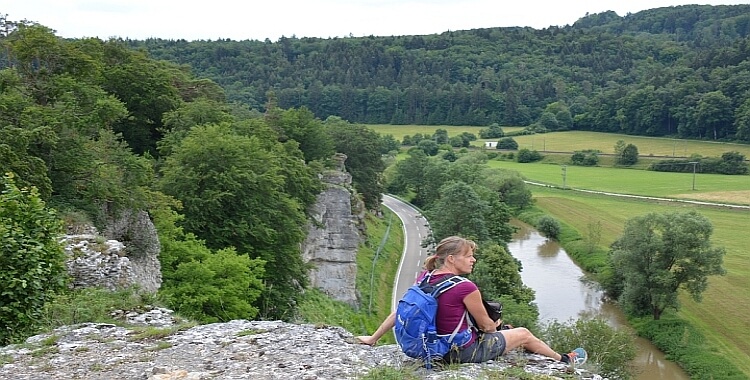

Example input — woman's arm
[356,312,396,346]
[463,290,500,332]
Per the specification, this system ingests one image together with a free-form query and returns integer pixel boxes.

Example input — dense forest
[124,4,750,142]
[0,13,392,340]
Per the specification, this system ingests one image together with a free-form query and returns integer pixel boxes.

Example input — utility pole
[561,165,567,189]
[689,161,698,190]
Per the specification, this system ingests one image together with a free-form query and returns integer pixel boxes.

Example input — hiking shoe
[562,347,587,366]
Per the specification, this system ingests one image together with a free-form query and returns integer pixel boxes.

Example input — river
[508,220,689,380]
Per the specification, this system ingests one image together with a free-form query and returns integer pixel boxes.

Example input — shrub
[0,173,68,344]
[516,148,543,163]
[543,318,636,379]
[497,137,519,150]
[537,215,561,239]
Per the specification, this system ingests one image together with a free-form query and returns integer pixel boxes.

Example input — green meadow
[504,130,750,158]
[485,160,750,205]
[369,124,750,158]
[368,124,750,376]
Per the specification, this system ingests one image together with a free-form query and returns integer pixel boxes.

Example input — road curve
[381,194,432,312]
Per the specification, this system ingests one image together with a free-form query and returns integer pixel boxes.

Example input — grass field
[367,125,750,376]
[368,125,750,158]
[485,160,750,206]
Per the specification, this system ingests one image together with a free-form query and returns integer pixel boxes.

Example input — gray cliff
[302,153,365,306]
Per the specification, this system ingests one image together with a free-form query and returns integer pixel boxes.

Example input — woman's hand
[355,336,377,346]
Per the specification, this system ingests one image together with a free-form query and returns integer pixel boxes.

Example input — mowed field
[368,124,750,376]
[370,124,750,158]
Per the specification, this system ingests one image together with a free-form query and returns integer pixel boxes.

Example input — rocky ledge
[0,317,604,380]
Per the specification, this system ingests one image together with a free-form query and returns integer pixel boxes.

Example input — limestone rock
[62,209,162,293]
[302,153,364,306]
[0,320,605,380]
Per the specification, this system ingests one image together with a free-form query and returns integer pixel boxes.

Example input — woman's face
[451,245,476,275]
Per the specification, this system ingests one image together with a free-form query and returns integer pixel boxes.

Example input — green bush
[0,173,68,344]
[536,215,561,240]
[516,148,543,163]
[543,318,636,379]
[497,137,518,150]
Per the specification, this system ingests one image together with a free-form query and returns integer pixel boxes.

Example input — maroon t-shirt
[416,270,479,344]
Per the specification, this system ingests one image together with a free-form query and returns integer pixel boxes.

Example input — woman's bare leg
[499,327,563,361]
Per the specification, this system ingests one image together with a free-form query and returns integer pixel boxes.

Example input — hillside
[128,5,750,142]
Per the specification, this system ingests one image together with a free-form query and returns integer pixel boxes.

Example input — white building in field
[484,141,498,148]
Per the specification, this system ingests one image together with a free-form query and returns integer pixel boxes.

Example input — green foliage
[536,215,561,240]
[161,247,264,323]
[651,151,748,175]
[542,318,636,379]
[470,244,535,304]
[496,137,518,150]
[468,243,538,329]
[516,148,543,163]
[324,117,386,210]
[570,151,599,166]
[608,210,726,320]
[40,287,163,329]
[100,41,183,156]
[426,181,490,242]
[479,123,505,139]
[152,182,266,323]
[0,69,53,198]
[296,289,370,334]
[380,134,401,153]
[268,106,335,163]
[617,144,639,166]
[416,139,439,156]
[632,316,745,380]
[159,123,309,320]
[0,173,67,344]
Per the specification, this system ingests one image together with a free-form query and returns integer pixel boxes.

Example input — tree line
[122,4,750,142]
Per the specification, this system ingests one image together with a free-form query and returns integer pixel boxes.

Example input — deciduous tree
[159,123,309,319]
[608,210,726,320]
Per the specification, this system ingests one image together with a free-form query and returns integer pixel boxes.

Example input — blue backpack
[394,271,473,368]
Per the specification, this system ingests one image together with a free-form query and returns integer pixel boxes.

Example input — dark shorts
[445,331,506,363]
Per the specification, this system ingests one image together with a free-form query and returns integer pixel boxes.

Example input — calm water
[508,220,689,380]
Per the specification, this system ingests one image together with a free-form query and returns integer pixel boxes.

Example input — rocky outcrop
[63,234,135,291]
[302,153,365,306]
[0,319,604,380]
[62,210,162,293]
[105,210,162,293]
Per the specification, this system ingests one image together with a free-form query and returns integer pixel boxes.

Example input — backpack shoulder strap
[432,275,468,297]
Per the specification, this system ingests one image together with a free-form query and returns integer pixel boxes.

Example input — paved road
[381,194,432,311]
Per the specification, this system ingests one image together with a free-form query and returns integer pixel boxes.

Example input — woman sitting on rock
[357,236,586,366]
